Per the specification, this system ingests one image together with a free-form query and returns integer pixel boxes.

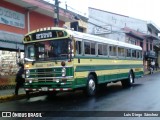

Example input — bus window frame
[131,49,137,59]
[126,48,132,58]
[109,45,117,58]
[98,43,108,57]
[136,50,143,59]
[83,40,96,56]
[75,38,82,56]
[118,46,125,58]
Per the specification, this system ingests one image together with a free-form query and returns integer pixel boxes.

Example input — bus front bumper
[24,77,74,92]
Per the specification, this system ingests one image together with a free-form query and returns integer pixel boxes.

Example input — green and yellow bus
[23,27,143,96]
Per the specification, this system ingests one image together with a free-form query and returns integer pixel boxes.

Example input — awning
[126,31,144,40]
[144,34,160,40]
[122,27,145,40]
[144,51,157,59]
[0,31,24,51]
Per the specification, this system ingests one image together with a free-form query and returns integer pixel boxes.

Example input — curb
[0,94,26,103]
[0,92,44,103]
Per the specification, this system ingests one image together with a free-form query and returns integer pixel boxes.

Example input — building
[0,0,78,88]
[65,14,88,33]
[88,7,160,71]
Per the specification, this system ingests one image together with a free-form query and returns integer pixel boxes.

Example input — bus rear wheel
[121,71,134,87]
[86,75,97,96]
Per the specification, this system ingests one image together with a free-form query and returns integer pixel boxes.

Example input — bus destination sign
[36,32,52,40]
[31,30,67,41]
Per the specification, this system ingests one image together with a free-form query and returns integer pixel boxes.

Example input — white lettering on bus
[36,32,52,39]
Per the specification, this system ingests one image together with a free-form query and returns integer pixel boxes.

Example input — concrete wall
[88,8,148,42]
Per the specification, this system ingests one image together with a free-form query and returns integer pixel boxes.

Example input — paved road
[1,72,160,120]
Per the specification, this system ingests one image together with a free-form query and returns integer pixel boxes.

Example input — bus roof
[25,27,142,50]
[67,29,142,50]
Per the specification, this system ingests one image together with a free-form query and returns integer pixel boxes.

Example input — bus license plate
[41,87,48,91]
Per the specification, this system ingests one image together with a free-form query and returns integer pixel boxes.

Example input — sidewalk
[0,70,159,102]
[0,88,26,96]
[0,88,27,103]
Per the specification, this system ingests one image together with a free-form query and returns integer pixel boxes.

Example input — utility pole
[54,0,59,27]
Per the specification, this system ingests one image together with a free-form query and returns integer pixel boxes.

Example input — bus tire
[86,74,97,96]
[121,71,134,88]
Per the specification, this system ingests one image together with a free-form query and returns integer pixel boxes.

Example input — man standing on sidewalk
[15,63,25,95]
[149,59,155,74]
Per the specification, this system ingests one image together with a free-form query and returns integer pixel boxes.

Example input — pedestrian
[151,60,155,71]
[15,62,25,95]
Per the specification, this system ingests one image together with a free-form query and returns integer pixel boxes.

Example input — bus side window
[137,51,140,59]
[103,44,108,56]
[91,42,96,55]
[126,49,131,57]
[76,41,82,55]
[132,49,136,58]
[98,44,103,55]
[137,50,142,59]
[118,47,125,57]
[109,45,117,56]
[84,41,90,55]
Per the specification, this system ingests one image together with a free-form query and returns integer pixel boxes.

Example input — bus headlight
[26,70,30,78]
[29,80,32,83]
[62,67,66,77]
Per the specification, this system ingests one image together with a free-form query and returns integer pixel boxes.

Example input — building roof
[122,27,160,41]
[147,21,160,32]
[89,7,129,18]
[122,27,145,40]
[5,0,79,22]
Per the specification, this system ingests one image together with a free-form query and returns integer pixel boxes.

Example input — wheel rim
[88,79,95,93]
[129,73,133,83]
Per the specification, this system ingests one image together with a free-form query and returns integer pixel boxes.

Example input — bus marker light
[25,64,30,68]
[29,80,32,83]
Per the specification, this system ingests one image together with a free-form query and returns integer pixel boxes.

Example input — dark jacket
[15,66,25,85]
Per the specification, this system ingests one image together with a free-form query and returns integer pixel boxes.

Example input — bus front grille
[30,68,62,80]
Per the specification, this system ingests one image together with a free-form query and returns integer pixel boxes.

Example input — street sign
[94,25,112,34]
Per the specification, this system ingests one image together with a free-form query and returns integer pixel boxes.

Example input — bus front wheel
[86,75,97,96]
[121,71,134,87]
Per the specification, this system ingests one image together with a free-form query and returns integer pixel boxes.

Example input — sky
[47,0,160,27]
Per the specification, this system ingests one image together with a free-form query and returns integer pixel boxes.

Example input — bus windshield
[25,39,69,61]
